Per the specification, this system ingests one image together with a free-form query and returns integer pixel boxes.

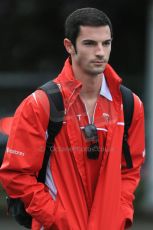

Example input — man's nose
[95,44,104,56]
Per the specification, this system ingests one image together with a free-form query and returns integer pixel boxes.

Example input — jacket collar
[55,58,122,106]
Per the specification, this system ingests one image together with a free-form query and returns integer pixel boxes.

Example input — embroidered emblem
[102,113,110,122]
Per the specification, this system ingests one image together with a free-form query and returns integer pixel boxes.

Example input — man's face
[71,25,112,76]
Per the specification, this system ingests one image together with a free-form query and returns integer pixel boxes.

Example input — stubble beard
[85,64,105,77]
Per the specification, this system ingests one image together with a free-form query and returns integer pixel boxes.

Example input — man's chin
[91,67,105,75]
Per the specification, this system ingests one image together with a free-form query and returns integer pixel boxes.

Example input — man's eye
[103,41,111,46]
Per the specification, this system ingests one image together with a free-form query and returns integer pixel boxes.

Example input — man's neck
[73,66,103,99]
[80,77,102,100]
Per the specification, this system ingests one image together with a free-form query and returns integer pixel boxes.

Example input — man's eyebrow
[103,38,113,42]
[82,38,112,43]
[82,39,96,42]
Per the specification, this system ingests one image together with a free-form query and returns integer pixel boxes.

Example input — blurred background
[0,0,153,229]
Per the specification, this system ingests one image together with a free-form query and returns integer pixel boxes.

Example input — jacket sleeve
[0,90,58,228]
[120,94,145,229]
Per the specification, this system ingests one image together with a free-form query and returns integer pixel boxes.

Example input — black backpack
[1,82,134,229]
[6,81,65,229]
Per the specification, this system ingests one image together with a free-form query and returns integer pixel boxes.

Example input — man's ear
[64,38,76,55]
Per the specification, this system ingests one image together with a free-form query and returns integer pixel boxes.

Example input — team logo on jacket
[102,113,110,122]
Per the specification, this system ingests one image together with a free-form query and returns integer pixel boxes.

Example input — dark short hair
[65,7,113,46]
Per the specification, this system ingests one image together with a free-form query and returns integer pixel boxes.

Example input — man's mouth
[92,61,105,64]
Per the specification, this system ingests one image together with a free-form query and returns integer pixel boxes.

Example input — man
[0,8,145,230]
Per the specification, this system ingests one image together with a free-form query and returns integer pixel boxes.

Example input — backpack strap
[37,81,64,182]
[120,84,134,169]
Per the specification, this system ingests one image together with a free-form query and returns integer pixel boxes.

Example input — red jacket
[0,59,145,230]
